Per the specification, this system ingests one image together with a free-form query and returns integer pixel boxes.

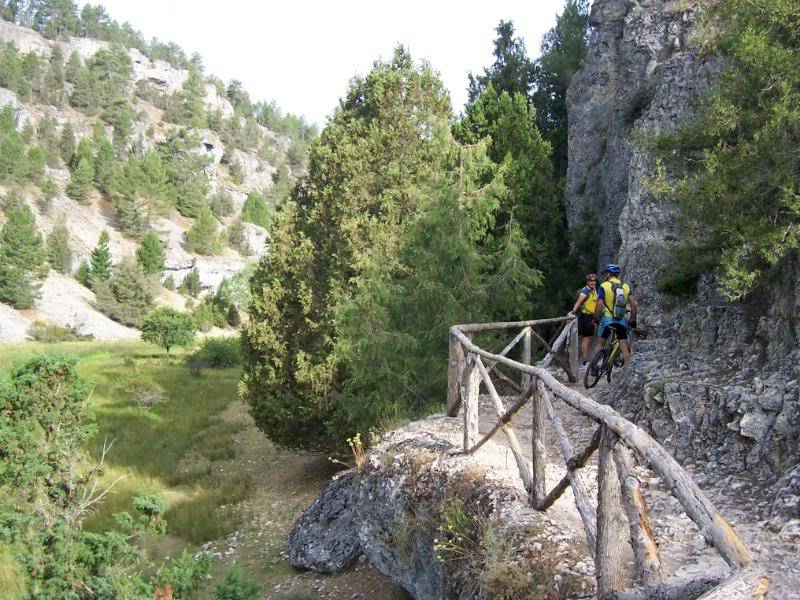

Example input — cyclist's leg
[611,322,631,363]
[596,317,612,350]
[578,315,594,360]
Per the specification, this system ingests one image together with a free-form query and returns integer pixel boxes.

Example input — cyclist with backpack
[593,264,638,365]
[570,273,599,364]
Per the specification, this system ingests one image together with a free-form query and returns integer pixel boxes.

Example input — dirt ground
[197,400,408,600]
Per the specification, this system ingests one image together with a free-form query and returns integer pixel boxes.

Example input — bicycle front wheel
[584,348,608,389]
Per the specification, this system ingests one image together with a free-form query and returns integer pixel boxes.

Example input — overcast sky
[97,0,566,127]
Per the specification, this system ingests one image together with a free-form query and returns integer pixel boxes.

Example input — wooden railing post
[447,329,465,417]
[614,443,663,592]
[521,327,532,388]
[530,377,546,507]
[463,354,480,451]
[568,319,580,383]
[595,426,626,597]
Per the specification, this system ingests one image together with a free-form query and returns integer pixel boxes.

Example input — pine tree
[455,85,567,316]
[136,231,165,276]
[66,156,94,202]
[76,259,91,287]
[179,266,201,298]
[241,47,455,450]
[70,137,93,170]
[93,257,153,327]
[89,230,112,282]
[467,21,537,103]
[184,206,220,255]
[0,203,46,307]
[93,136,115,193]
[240,192,268,227]
[532,0,590,179]
[164,65,206,127]
[46,217,72,274]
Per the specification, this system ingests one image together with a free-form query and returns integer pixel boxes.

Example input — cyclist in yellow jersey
[570,273,598,364]
[593,264,638,365]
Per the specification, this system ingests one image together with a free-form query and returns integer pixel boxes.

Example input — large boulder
[285,416,595,600]
[285,472,362,573]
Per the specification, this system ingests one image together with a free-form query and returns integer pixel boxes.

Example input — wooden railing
[447,317,767,599]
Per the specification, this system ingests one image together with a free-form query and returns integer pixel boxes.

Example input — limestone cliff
[565,0,798,519]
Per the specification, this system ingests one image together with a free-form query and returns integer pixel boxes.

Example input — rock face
[286,416,595,600]
[566,0,799,518]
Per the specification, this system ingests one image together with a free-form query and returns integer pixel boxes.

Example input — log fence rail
[447,317,765,599]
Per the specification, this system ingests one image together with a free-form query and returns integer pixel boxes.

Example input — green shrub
[154,550,211,598]
[28,320,93,342]
[208,188,234,218]
[140,307,196,354]
[113,369,167,409]
[186,336,241,369]
[214,568,260,600]
[226,217,251,255]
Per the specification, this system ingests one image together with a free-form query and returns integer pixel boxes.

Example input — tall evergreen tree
[184,206,220,255]
[136,230,165,276]
[89,229,112,282]
[241,47,536,450]
[0,202,46,307]
[93,136,115,193]
[59,121,75,166]
[93,256,153,327]
[66,155,94,202]
[180,266,201,297]
[455,84,568,315]
[164,65,206,127]
[532,0,590,179]
[467,20,537,103]
[46,216,72,274]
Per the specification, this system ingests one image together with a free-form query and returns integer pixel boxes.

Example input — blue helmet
[601,263,621,275]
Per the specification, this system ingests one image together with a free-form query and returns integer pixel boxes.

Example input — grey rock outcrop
[285,472,361,572]
[286,416,595,599]
[566,0,799,518]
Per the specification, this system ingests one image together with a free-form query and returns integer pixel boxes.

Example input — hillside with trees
[0,1,316,340]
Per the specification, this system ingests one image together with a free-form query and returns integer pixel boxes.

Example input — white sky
[97,0,565,127]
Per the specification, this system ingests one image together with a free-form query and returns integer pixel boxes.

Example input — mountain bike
[583,327,626,389]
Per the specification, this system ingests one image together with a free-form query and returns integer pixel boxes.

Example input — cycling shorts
[578,314,595,337]
[598,316,628,340]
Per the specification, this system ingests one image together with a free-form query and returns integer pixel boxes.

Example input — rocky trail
[478,367,799,599]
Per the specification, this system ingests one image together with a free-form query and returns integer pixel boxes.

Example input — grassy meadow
[0,338,405,598]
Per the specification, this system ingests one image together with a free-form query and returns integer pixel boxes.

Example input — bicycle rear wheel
[584,348,608,389]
